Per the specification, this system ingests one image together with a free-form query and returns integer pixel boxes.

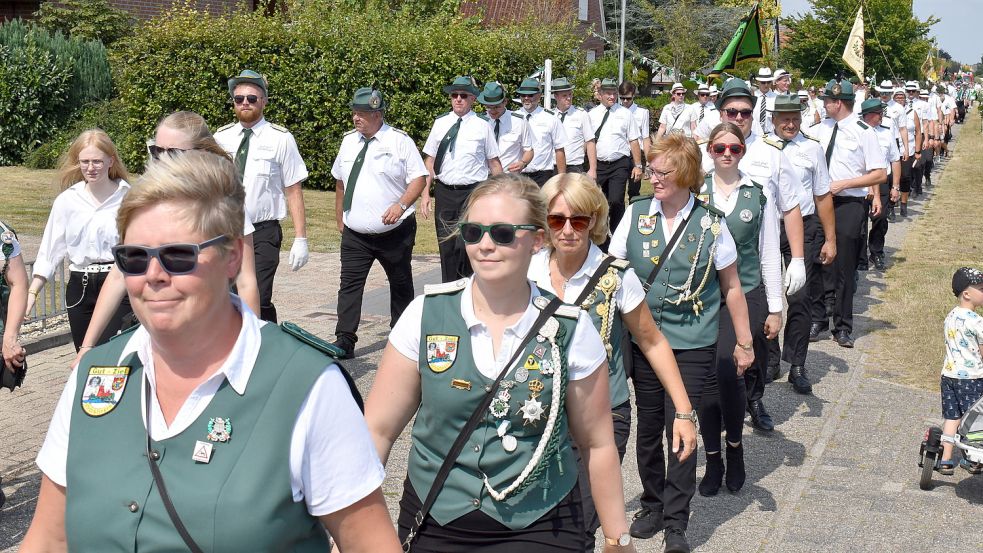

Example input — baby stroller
[918,392,983,489]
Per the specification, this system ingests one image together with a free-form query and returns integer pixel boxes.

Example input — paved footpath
[3,131,982,551]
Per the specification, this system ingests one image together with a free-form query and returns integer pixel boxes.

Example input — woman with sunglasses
[22,151,398,553]
[696,123,782,497]
[74,112,262,361]
[528,172,696,551]
[367,173,636,552]
[656,83,691,139]
[608,133,753,552]
[26,129,133,350]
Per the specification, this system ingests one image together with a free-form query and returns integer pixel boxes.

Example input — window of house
[579,0,588,21]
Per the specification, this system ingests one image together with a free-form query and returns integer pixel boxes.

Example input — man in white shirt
[752,67,777,134]
[422,75,503,282]
[656,82,691,137]
[689,83,719,140]
[330,87,428,358]
[773,69,792,95]
[215,70,310,323]
[589,78,642,237]
[620,80,650,198]
[515,77,568,186]
[476,81,533,173]
[551,77,596,178]
[860,99,901,272]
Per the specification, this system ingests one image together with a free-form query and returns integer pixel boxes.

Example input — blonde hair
[57,129,130,189]
[117,151,244,252]
[541,173,609,244]
[649,133,705,194]
[156,111,232,161]
[461,173,547,230]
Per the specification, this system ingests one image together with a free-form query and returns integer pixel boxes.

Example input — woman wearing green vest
[696,123,783,497]
[367,173,637,552]
[1,221,28,385]
[528,172,697,552]
[22,152,398,553]
[608,133,754,553]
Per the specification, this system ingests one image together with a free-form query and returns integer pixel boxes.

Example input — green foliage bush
[23,99,128,170]
[111,3,584,188]
[34,0,134,46]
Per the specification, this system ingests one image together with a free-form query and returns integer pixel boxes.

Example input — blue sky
[781,0,981,65]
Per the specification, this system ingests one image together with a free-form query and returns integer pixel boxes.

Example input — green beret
[350,87,386,111]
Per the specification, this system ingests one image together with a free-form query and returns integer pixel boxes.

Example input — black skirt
[396,476,586,552]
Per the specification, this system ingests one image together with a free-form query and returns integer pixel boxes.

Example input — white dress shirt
[753,90,777,134]
[527,243,646,313]
[423,110,500,186]
[782,132,832,217]
[872,124,901,172]
[628,103,651,141]
[488,112,532,171]
[558,106,594,166]
[658,102,691,136]
[589,103,641,161]
[517,106,569,172]
[814,114,888,197]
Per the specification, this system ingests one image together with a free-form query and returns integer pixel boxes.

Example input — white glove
[288,237,309,271]
[784,257,806,296]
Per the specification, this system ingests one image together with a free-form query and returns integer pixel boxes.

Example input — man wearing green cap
[813,79,888,348]
[329,87,428,359]
[766,94,837,397]
[421,76,503,282]
[590,77,642,235]
[215,69,310,323]
[476,81,534,173]
[552,77,597,178]
[860,98,901,272]
[514,77,568,186]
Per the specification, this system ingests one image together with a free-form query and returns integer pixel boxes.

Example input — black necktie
[825,123,839,167]
[594,107,611,140]
[234,128,253,180]
[759,95,767,129]
[342,137,373,212]
[699,104,705,122]
[434,117,462,175]
[494,118,500,142]
[560,110,567,123]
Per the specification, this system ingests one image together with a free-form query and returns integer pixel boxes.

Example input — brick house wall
[2,1,248,21]
[460,0,605,61]
[1,1,42,21]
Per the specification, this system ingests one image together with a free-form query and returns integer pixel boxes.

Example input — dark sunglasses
[146,144,189,161]
[458,222,539,245]
[711,143,745,155]
[620,96,634,101]
[112,236,229,276]
[233,94,260,105]
[547,214,592,232]
[723,108,754,119]
[450,92,472,99]
[698,93,709,97]
[673,92,686,96]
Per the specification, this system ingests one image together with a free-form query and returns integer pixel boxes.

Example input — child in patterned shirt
[939,267,983,474]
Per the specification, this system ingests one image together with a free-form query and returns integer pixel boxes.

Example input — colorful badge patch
[426,335,459,373]
[80,366,130,417]
[637,214,656,235]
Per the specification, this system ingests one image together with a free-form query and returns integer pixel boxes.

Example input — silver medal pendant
[515,366,529,383]
[502,434,518,452]
[739,208,753,223]
[700,214,712,230]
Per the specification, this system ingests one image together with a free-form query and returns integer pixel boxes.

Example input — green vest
[700,174,767,293]
[408,285,580,530]
[624,195,723,349]
[578,258,631,407]
[65,323,332,552]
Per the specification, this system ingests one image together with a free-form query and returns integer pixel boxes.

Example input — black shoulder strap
[402,297,563,552]
[574,255,617,306]
[643,211,693,292]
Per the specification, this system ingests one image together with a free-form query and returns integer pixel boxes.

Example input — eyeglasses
[146,144,189,161]
[698,93,709,97]
[723,108,754,119]
[458,222,539,245]
[546,214,592,232]
[450,92,472,99]
[620,96,634,101]
[112,236,229,276]
[78,159,106,168]
[233,94,260,105]
[650,168,676,180]
[710,143,746,155]
[673,92,686,97]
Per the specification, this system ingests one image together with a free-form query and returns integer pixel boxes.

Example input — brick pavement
[3,130,983,551]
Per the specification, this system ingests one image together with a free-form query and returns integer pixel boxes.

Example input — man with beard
[215,69,309,323]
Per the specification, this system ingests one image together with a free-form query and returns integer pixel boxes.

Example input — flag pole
[618,0,627,83]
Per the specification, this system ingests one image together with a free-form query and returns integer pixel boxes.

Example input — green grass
[868,109,983,390]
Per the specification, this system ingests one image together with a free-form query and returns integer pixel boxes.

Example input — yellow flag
[842,7,864,81]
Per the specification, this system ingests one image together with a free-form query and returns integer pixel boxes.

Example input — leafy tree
[34,0,133,46]
[781,0,935,82]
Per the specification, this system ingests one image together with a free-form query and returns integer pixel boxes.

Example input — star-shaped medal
[518,398,545,425]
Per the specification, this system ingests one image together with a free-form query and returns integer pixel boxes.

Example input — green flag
[708,2,764,80]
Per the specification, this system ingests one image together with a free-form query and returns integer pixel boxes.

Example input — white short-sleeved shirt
[900,104,919,155]
[658,102,692,136]
[917,97,937,122]
[943,306,983,379]
[36,297,384,517]
[693,107,722,140]
[701,131,800,215]
[783,132,832,217]
[517,107,568,172]
[803,97,825,127]
[389,278,606,382]
[527,243,646,314]
[686,101,716,135]
[558,106,594,166]
[33,179,130,279]
[628,104,651,142]
[814,114,888,197]
[872,124,901,171]
[942,96,956,116]
[589,103,641,161]
[423,111,500,186]
[331,124,428,234]
[608,194,739,271]
[488,113,532,171]
[214,118,309,224]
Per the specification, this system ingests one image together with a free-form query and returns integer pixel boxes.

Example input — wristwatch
[675,410,698,422]
[397,202,409,211]
[736,340,753,351]
[605,532,632,547]
[634,163,643,169]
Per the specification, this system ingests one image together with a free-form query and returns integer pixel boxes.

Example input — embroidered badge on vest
[426,335,459,372]
[206,417,233,442]
[637,214,656,235]
[80,366,131,417]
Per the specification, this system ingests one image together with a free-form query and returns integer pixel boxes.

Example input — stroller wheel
[920,449,937,490]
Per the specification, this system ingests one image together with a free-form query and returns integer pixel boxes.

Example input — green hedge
[111,4,584,189]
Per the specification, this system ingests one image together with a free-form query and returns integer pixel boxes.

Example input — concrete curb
[22,328,72,355]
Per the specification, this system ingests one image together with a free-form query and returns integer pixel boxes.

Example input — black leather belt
[436,180,477,190]
[252,219,280,230]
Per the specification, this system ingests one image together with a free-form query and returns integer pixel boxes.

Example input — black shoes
[833,331,855,348]
[629,507,664,539]
[809,323,826,342]
[789,365,813,394]
[900,203,908,217]
[725,443,746,492]
[698,452,723,496]
[747,399,775,431]
[767,362,782,382]
[887,207,896,222]
[872,255,887,271]
[330,339,355,360]
[663,527,691,553]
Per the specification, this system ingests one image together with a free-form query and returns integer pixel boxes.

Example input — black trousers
[627,177,642,201]
[252,220,283,322]
[899,156,914,194]
[566,163,586,174]
[596,156,632,235]
[770,215,823,367]
[912,150,926,195]
[868,187,891,259]
[66,270,133,351]
[703,284,766,452]
[633,342,714,531]
[335,216,416,345]
[576,400,631,552]
[858,198,872,268]
[830,196,865,334]
[523,169,556,187]
[435,181,476,283]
